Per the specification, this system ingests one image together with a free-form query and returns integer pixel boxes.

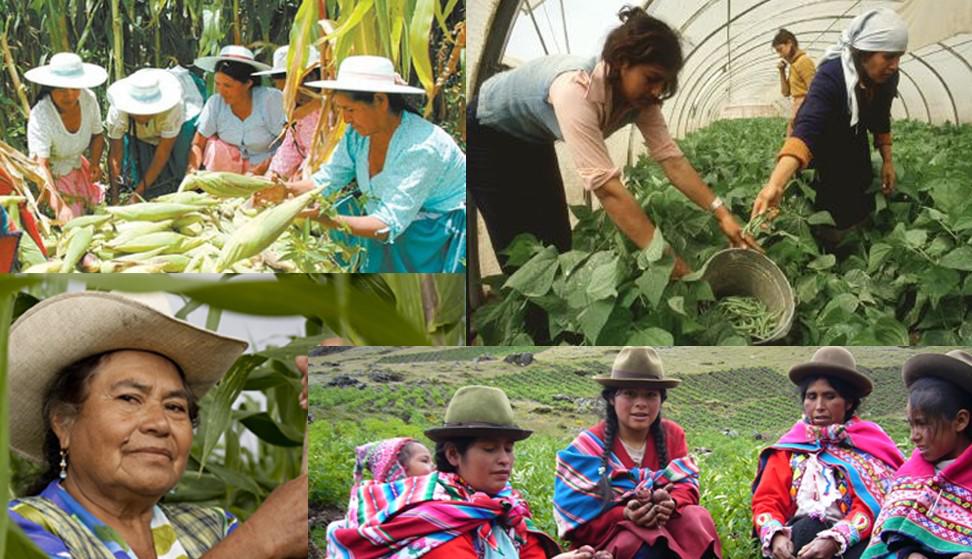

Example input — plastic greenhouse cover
[477,0,972,135]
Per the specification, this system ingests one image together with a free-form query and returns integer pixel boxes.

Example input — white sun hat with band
[107,68,184,116]
[24,52,108,89]
[8,291,248,463]
[252,45,321,77]
[193,45,272,74]
[305,55,425,95]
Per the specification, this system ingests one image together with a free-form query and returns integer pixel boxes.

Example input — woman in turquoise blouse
[290,55,466,273]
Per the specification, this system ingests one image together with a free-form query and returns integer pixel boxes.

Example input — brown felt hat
[788,346,873,396]
[425,386,532,442]
[592,347,681,389]
[902,349,972,397]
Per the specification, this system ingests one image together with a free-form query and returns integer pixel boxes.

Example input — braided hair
[596,387,668,502]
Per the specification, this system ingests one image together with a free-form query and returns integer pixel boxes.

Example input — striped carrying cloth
[553,426,700,538]
[863,444,972,558]
[326,471,539,559]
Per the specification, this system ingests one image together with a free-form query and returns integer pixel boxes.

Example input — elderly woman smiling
[7,291,307,559]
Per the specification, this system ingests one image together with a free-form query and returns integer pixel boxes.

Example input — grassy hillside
[308,346,957,557]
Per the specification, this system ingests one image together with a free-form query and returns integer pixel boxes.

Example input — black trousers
[790,516,866,559]
[467,96,571,272]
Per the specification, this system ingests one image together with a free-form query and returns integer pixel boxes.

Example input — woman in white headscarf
[751,9,908,245]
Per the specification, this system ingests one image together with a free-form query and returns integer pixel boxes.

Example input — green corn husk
[59,225,94,272]
[145,254,190,272]
[214,189,319,272]
[114,219,174,235]
[111,231,194,254]
[178,171,275,198]
[63,213,111,231]
[153,190,220,206]
[24,259,62,273]
[106,202,199,222]
[112,247,167,262]
[121,263,167,273]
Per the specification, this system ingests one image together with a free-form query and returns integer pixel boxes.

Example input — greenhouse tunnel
[467,0,972,306]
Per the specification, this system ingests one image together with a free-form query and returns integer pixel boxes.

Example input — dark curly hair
[601,6,683,101]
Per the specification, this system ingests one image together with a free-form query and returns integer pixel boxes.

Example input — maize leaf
[106,203,199,222]
[59,225,94,272]
[214,189,318,271]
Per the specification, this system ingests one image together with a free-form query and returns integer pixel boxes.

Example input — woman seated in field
[863,350,972,559]
[555,346,722,559]
[188,45,285,176]
[327,385,608,559]
[25,52,107,222]
[752,347,904,559]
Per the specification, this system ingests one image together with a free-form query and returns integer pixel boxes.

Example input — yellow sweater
[787,51,816,98]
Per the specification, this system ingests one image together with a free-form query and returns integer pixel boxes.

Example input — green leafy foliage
[474,118,972,345]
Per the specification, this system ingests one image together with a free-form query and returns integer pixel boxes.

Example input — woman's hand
[715,209,763,252]
[296,356,308,411]
[881,160,896,196]
[247,475,308,558]
[770,533,796,559]
[88,162,102,183]
[751,183,784,222]
[796,536,839,559]
[623,497,655,527]
[649,488,676,527]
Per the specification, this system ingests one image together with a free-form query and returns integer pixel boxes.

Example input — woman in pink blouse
[469,6,758,277]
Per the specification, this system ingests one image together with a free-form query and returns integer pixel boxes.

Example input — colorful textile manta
[326,471,537,559]
[553,427,700,538]
[863,444,972,558]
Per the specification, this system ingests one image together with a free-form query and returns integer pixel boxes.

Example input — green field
[309,346,953,557]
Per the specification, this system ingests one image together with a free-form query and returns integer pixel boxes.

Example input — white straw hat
[193,45,272,74]
[305,55,425,95]
[24,52,108,89]
[252,45,320,77]
[9,291,248,463]
[107,68,184,116]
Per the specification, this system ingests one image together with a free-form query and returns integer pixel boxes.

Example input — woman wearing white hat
[188,45,286,176]
[6,291,308,558]
[751,8,908,247]
[288,55,466,273]
[253,45,323,181]
[106,68,195,201]
[25,52,108,223]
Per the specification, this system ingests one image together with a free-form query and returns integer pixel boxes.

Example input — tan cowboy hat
[592,347,681,389]
[305,55,425,95]
[107,68,184,116]
[425,386,532,442]
[193,45,272,74]
[9,291,248,463]
[24,52,108,89]
[788,346,873,396]
[902,349,972,396]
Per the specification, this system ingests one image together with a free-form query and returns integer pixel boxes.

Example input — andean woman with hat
[188,45,286,175]
[752,347,904,559]
[469,6,758,278]
[25,52,108,222]
[6,291,308,558]
[751,9,909,247]
[863,350,972,559]
[253,45,323,181]
[327,385,607,559]
[106,68,199,201]
[287,55,466,273]
[554,347,723,559]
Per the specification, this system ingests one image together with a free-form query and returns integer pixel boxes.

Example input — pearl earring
[59,449,68,480]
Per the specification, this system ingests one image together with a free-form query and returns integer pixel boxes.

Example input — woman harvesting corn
[187,46,286,177]
[288,56,466,274]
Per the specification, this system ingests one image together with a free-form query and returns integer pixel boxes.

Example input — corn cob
[106,203,199,222]
[145,254,190,272]
[58,225,94,272]
[178,171,275,198]
[24,259,62,273]
[153,190,220,206]
[111,231,194,254]
[213,188,318,271]
[121,263,167,273]
[63,213,111,231]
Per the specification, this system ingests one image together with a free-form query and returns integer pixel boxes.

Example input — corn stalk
[110,0,124,81]
[0,20,30,118]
